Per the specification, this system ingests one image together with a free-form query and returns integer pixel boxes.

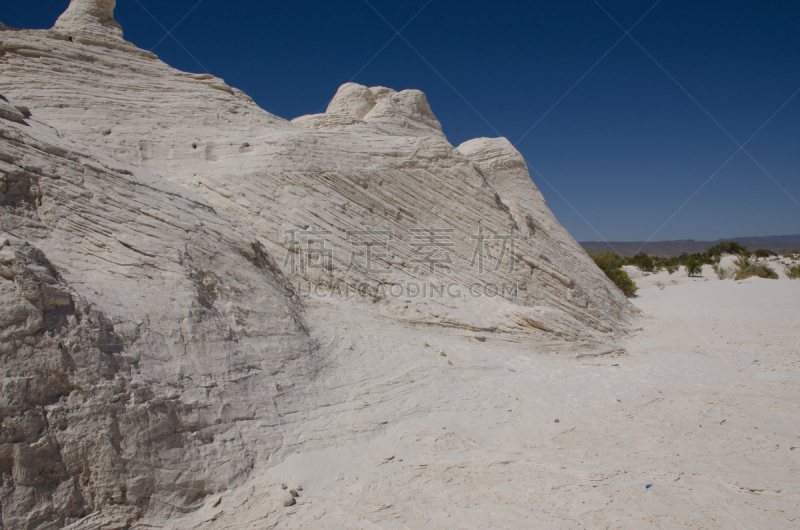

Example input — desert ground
[131,269,800,529]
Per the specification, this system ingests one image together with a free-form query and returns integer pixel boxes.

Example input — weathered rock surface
[0,96,321,527]
[53,0,122,38]
[0,1,639,527]
[0,2,635,337]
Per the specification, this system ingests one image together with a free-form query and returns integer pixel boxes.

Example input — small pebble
[280,489,295,506]
[554,419,560,423]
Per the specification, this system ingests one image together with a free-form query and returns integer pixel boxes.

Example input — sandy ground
[152,271,800,529]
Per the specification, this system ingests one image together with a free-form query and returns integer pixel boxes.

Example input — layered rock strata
[0,1,639,526]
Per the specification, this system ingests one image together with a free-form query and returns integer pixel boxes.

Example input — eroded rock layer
[0,1,638,527]
[0,96,321,527]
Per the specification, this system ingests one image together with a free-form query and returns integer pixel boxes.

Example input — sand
[146,270,799,529]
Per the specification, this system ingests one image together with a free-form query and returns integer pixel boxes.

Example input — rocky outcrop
[293,82,443,135]
[0,8,635,335]
[1,236,147,528]
[0,96,320,527]
[53,0,122,38]
[0,0,640,526]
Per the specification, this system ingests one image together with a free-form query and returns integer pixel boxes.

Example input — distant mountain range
[580,235,800,257]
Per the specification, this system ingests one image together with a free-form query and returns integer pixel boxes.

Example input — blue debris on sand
[646,484,653,489]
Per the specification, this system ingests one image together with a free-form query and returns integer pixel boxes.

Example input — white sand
[155,273,800,528]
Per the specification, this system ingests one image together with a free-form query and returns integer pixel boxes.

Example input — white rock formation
[0,92,322,528]
[0,1,639,527]
[53,0,122,38]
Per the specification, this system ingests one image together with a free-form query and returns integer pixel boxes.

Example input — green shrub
[589,252,638,297]
[666,265,677,275]
[705,241,748,257]
[713,263,734,279]
[753,248,775,259]
[606,268,638,297]
[685,257,702,277]
[628,252,655,272]
[734,264,779,280]
[671,252,715,268]
[653,257,670,271]
[734,255,752,270]
[689,252,713,265]
[785,264,800,279]
[590,251,624,271]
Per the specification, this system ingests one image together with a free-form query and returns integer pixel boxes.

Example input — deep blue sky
[4,1,799,242]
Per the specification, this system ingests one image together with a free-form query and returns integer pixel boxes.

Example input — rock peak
[54,0,122,37]
[293,82,443,135]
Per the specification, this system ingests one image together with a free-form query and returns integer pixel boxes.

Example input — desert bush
[685,257,702,277]
[753,248,776,259]
[666,265,677,275]
[785,264,800,279]
[590,251,624,271]
[706,241,748,257]
[607,268,638,297]
[589,252,638,297]
[713,263,734,279]
[628,252,655,272]
[734,255,752,270]
[653,257,671,271]
[734,264,779,280]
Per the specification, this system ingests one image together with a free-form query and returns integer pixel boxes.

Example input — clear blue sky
[4,1,799,242]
